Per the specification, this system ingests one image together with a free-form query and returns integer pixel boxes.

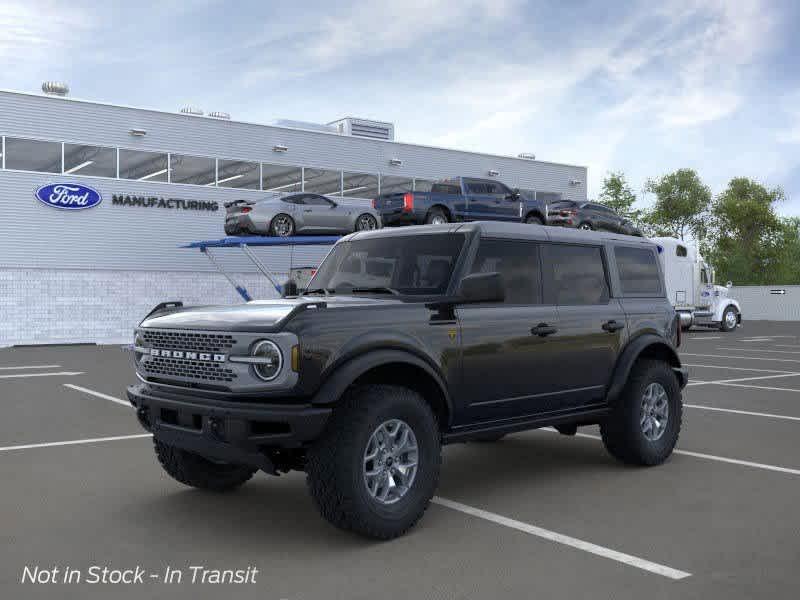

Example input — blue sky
[3,0,800,214]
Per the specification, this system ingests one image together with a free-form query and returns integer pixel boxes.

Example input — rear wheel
[720,306,739,332]
[525,214,544,225]
[270,214,295,237]
[578,222,593,231]
[355,213,379,231]
[154,440,256,492]
[426,208,449,225]
[306,385,441,539]
[600,360,682,466]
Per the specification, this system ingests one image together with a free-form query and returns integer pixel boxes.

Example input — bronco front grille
[143,356,237,383]
[141,330,236,353]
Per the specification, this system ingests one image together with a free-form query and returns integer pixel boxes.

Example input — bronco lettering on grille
[149,349,227,362]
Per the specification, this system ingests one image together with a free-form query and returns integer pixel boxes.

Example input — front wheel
[154,440,256,492]
[426,208,449,225]
[306,385,441,539]
[355,213,379,231]
[720,306,739,332]
[578,222,593,231]
[525,214,544,225]
[600,360,682,466]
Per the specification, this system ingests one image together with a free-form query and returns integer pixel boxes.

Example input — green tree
[598,171,640,221]
[706,178,787,285]
[642,169,711,240]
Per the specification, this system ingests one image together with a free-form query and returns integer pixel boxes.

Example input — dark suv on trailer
[548,200,643,236]
[127,222,686,539]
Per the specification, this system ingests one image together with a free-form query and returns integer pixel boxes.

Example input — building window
[217,159,260,189]
[380,176,413,195]
[342,171,379,198]
[63,143,117,177]
[304,167,342,195]
[413,178,436,192]
[170,154,216,186]
[4,137,61,173]
[262,163,302,193]
[119,149,168,182]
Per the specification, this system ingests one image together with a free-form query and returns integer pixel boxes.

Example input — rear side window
[615,246,662,296]
[430,184,461,195]
[469,239,542,304]
[544,244,609,305]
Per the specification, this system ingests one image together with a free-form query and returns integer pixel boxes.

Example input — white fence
[729,285,800,321]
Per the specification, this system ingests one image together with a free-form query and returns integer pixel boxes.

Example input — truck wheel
[720,306,739,332]
[426,208,449,225]
[306,385,441,539]
[153,440,256,492]
[270,214,295,237]
[525,214,544,225]
[600,360,682,466]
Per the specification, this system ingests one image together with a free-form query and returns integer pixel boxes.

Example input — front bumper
[127,383,331,471]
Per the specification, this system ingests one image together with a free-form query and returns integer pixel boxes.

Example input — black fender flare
[605,334,685,403]
[311,349,454,426]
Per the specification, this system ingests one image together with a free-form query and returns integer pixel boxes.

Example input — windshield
[307,233,466,296]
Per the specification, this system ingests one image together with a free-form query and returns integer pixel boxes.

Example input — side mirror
[329,201,338,208]
[282,280,299,297]
[457,272,505,304]
[726,281,733,289]
[507,188,521,200]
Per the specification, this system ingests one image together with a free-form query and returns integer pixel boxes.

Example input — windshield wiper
[350,286,400,295]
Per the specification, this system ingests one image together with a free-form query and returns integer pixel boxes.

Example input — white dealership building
[0,85,588,346]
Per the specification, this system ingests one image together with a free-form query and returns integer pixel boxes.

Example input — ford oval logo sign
[35,183,103,210]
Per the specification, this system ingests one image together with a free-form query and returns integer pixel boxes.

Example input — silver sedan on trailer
[224,193,382,237]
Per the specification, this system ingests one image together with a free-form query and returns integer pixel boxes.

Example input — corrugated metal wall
[729,286,800,321]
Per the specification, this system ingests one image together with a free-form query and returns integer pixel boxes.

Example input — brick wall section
[0,269,281,347]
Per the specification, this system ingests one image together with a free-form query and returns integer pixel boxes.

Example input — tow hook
[136,407,151,430]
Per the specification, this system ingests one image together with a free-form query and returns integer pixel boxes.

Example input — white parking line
[687,372,800,387]
[0,364,62,370]
[686,336,721,340]
[682,353,800,364]
[432,496,691,580]
[717,347,800,355]
[714,382,800,394]
[63,384,131,408]
[685,404,800,422]
[683,363,795,374]
[545,430,800,476]
[774,344,800,349]
[739,338,774,342]
[0,434,152,453]
[0,371,84,379]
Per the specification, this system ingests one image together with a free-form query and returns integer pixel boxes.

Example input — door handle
[602,320,625,333]
[531,323,558,337]
[303,209,313,213]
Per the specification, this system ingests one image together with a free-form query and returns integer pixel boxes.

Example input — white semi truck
[651,237,742,332]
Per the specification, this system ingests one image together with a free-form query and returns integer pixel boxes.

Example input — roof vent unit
[518,152,536,160]
[270,119,337,134]
[42,81,69,96]
[329,117,395,141]
[180,106,204,116]
[209,111,231,120]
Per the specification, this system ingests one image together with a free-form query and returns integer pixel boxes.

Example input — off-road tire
[154,439,256,492]
[306,385,441,540]
[525,214,544,225]
[720,306,738,332]
[425,208,449,225]
[600,360,682,466]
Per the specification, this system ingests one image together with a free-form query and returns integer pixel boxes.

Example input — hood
[140,296,402,332]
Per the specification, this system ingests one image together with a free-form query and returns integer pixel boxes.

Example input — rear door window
[543,244,610,305]
[469,239,542,304]
[615,246,663,296]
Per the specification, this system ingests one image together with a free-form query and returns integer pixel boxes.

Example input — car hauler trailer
[652,237,742,332]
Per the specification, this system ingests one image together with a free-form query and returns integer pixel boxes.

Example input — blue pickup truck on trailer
[373,177,550,227]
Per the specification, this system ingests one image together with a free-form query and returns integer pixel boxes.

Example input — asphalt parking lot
[1,322,799,599]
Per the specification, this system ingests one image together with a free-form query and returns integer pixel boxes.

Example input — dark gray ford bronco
[128,222,687,539]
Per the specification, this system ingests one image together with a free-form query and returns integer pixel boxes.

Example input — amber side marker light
[291,345,300,372]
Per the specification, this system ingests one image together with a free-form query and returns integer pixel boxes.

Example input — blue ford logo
[35,183,103,210]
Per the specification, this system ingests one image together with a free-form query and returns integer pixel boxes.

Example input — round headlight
[252,340,283,381]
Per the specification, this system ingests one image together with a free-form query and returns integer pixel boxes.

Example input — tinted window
[64,143,117,177]
[615,247,662,296]
[119,149,168,181]
[466,182,487,194]
[170,154,216,186]
[676,245,688,257]
[470,239,542,304]
[550,200,576,210]
[545,244,609,305]
[218,159,259,189]
[304,195,333,206]
[308,234,466,296]
[4,137,61,173]
[430,183,461,195]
